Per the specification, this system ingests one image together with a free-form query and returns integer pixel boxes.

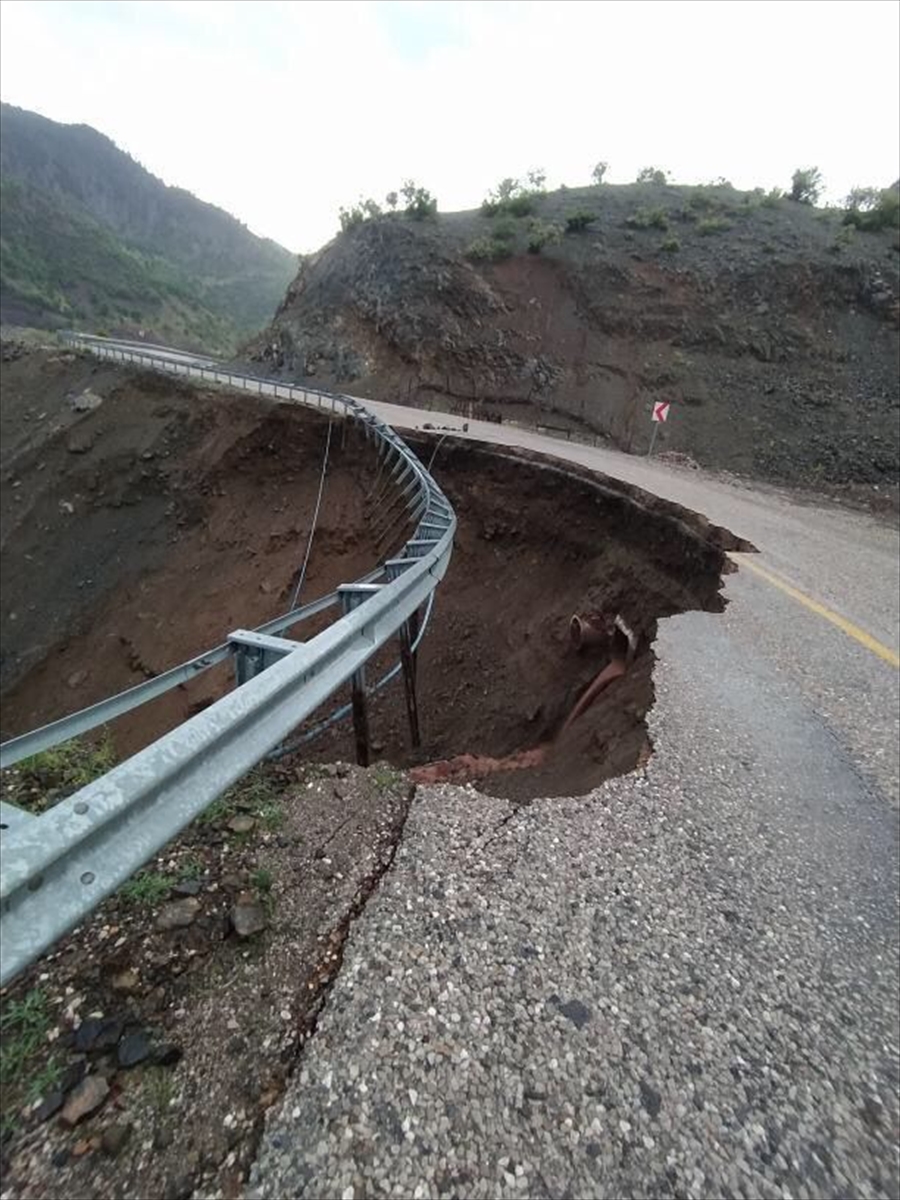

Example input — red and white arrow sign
[652,401,670,423]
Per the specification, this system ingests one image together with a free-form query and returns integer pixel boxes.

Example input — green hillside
[0,104,296,353]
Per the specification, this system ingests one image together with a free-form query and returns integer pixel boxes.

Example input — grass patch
[144,1066,175,1114]
[250,867,274,893]
[697,216,732,236]
[0,988,61,1113]
[371,763,401,791]
[120,870,173,906]
[196,766,284,830]
[4,733,116,814]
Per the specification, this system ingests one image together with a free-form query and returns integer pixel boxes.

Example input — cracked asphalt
[249,424,899,1200]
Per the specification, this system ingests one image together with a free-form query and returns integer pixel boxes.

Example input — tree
[636,167,668,185]
[526,167,547,192]
[591,161,608,185]
[385,191,398,211]
[495,177,520,201]
[790,167,823,205]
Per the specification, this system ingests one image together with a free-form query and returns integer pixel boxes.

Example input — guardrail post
[340,591,371,767]
[386,565,422,750]
[399,607,421,749]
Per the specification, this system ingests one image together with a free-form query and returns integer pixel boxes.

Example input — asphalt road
[251,411,900,1199]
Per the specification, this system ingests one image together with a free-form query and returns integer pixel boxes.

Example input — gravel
[251,605,899,1200]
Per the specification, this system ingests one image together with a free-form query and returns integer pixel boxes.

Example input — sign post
[648,400,670,457]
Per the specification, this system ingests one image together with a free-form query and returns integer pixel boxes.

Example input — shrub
[565,210,595,233]
[338,198,382,231]
[526,219,562,254]
[761,188,783,208]
[492,218,518,243]
[591,161,609,186]
[466,235,513,262]
[636,167,668,186]
[790,167,823,205]
[626,206,669,231]
[526,167,547,193]
[482,176,542,219]
[506,193,536,217]
[843,187,900,232]
[688,189,717,213]
[401,180,437,219]
[385,191,398,211]
[697,216,732,236]
[661,236,680,252]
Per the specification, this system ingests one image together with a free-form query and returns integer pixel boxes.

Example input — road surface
[250,407,899,1200]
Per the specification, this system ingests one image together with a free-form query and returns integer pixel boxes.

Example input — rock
[61,1075,109,1126]
[639,1078,663,1118]
[111,969,140,993]
[34,1091,65,1123]
[227,814,256,834]
[101,1123,132,1157]
[324,763,338,777]
[231,894,267,938]
[172,879,201,897]
[75,1015,124,1053]
[155,897,201,930]
[152,1043,184,1068]
[59,1059,87,1094]
[67,670,88,689]
[558,998,591,1029]
[71,387,103,413]
[335,762,350,778]
[221,872,247,891]
[58,499,75,515]
[117,1030,152,1068]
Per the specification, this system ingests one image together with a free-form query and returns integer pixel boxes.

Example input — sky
[1,0,898,253]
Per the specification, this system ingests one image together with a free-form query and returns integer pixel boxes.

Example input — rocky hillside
[247,181,900,488]
[0,104,296,352]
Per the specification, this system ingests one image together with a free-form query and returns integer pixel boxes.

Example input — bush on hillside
[591,161,609,185]
[401,181,437,219]
[790,167,822,205]
[636,167,668,185]
[843,186,900,232]
[526,219,562,254]
[625,206,669,231]
[565,210,595,233]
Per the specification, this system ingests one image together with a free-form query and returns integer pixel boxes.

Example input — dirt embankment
[244,182,900,491]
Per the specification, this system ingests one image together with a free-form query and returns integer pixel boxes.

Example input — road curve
[250,408,900,1199]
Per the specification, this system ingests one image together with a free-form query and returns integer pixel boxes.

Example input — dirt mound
[243,182,900,489]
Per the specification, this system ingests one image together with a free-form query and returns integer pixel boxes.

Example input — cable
[289,419,333,610]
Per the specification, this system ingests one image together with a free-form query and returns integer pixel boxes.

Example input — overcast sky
[1,0,898,253]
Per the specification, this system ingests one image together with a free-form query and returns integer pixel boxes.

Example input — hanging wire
[289,418,333,610]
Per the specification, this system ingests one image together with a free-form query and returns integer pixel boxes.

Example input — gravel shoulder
[250,600,900,1200]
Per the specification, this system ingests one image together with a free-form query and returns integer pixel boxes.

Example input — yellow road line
[732,555,900,670]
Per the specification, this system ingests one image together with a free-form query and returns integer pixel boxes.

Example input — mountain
[245,181,900,490]
[0,104,296,352]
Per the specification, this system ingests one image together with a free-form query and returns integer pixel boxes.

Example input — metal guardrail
[0,335,456,986]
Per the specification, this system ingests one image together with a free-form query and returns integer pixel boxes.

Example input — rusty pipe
[570,612,612,651]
